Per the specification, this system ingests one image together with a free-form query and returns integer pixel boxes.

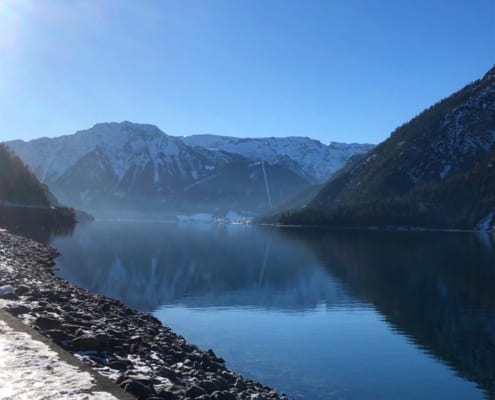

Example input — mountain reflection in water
[51,222,495,399]
[283,228,495,397]
[53,222,350,312]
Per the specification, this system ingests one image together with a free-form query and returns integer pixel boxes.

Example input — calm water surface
[50,222,495,400]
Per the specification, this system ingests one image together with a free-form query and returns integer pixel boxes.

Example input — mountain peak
[90,121,166,136]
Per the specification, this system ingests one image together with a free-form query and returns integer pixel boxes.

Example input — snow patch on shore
[0,320,119,400]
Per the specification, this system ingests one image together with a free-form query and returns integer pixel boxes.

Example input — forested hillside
[0,144,76,234]
[0,144,52,206]
[280,66,495,230]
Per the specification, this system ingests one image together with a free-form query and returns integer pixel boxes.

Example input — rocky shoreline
[0,231,286,400]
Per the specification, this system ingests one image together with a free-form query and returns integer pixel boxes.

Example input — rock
[125,373,155,383]
[46,290,65,302]
[74,328,86,337]
[185,385,208,398]
[200,380,220,394]
[61,323,81,334]
[6,305,29,316]
[0,285,15,297]
[71,334,100,351]
[120,379,155,400]
[207,349,225,364]
[15,285,30,295]
[0,292,18,300]
[47,329,72,344]
[156,388,177,400]
[36,316,62,330]
[159,366,177,380]
[71,332,115,352]
[95,333,112,350]
[220,371,235,384]
[108,358,133,371]
[234,378,246,390]
[108,336,125,349]
[221,392,238,400]
[210,391,238,400]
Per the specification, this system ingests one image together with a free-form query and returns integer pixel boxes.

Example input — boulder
[120,379,155,400]
[185,385,208,398]
[36,316,62,330]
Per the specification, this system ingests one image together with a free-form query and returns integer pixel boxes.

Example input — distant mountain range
[280,65,495,230]
[7,124,372,217]
[182,134,371,183]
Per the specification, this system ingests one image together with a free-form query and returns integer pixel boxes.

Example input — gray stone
[108,358,133,371]
[200,380,220,394]
[47,329,72,344]
[6,305,29,316]
[156,388,177,400]
[71,334,99,351]
[185,385,208,398]
[36,316,61,330]
[210,391,238,400]
[121,379,155,400]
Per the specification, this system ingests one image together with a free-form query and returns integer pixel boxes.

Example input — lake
[50,221,495,400]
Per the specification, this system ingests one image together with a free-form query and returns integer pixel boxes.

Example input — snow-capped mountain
[7,122,372,216]
[181,134,373,183]
[8,122,222,186]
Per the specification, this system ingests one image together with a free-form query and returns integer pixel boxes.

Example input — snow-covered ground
[0,318,120,400]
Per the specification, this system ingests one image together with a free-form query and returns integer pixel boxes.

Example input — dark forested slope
[0,144,76,232]
[281,66,495,230]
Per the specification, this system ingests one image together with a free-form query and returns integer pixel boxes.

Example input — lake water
[50,222,495,400]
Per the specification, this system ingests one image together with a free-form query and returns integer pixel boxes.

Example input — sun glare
[0,0,24,50]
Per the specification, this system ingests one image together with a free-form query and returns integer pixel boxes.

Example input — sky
[0,0,493,145]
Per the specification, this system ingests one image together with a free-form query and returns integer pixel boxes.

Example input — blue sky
[0,0,493,144]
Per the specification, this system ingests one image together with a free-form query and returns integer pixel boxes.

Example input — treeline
[281,159,495,230]
[0,144,51,206]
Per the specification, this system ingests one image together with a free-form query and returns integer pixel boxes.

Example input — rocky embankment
[0,231,285,400]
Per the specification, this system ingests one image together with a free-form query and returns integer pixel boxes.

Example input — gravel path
[0,231,285,400]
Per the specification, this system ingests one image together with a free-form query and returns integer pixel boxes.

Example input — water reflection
[284,228,495,397]
[51,223,495,399]
[52,222,350,312]
[5,221,74,244]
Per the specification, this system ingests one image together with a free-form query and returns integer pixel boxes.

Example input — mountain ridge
[7,122,372,216]
[280,65,495,230]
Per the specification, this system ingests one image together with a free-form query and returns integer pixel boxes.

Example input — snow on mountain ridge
[8,122,373,185]
[8,122,204,184]
[181,134,374,182]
